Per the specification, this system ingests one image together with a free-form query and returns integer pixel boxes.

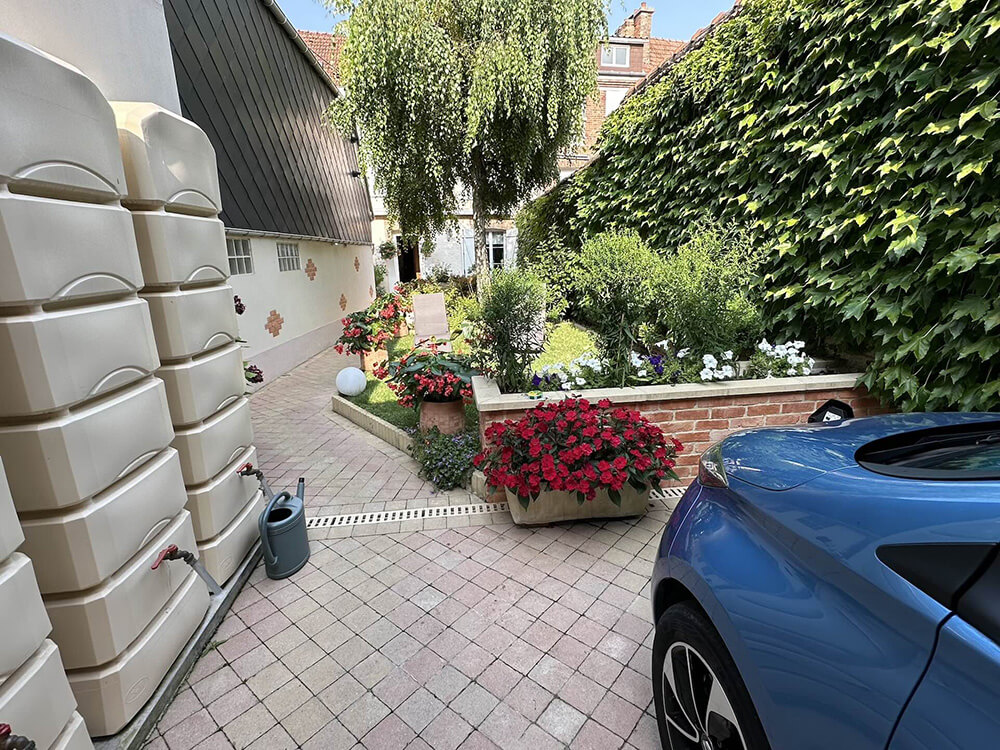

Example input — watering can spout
[296,477,305,501]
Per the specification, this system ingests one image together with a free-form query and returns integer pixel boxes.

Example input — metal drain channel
[306,501,509,529]
[306,486,687,529]
[652,486,686,500]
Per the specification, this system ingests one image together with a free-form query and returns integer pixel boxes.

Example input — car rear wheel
[652,602,771,750]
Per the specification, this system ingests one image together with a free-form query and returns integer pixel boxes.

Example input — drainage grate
[307,487,688,529]
[306,501,509,529]
[651,486,687,500]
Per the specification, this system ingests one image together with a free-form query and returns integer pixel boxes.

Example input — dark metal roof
[164,0,372,244]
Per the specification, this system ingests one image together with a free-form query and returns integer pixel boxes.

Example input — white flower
[699,368,713,381]
[630,351,644,368]
[703,354,718,368]
[758,339,772,352]
[560,382,571,390]
[723,350,734,361]
[676,348,690,359]
[655,339,672,350]
[721,365,735,378]
[637,369,647,378]
[575,377,586,386]
[787,367,797,375]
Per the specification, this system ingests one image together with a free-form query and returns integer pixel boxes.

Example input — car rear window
[857,421,1000,480]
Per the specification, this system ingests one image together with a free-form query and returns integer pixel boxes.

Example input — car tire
[652,602,771,750]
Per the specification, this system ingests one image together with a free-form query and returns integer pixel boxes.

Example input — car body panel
[888,615,1000,749]
[651,414,1000,750]
[722,412,999,490]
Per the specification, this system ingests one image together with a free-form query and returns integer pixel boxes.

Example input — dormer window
[601,44,630,67]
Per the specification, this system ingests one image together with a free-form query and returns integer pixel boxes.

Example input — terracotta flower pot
[504,485,649,526]
[360,349,387,372]
[394,321,410,337]
[419,399,465,435]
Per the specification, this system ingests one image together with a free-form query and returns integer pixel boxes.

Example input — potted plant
[474,397,683,525]
[377,240,398,260]
[334,309,391,371]
[372,289,411,337]
[375,344,477,434]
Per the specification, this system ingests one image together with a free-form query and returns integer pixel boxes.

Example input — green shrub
[410,429,479,490]
[515,0,1000,411]
[651,221,764,356]
[473,269,547,392]
[373,262,387,293]
[445,287,480,332]
[429,263,452,283]
[575,231,659,386]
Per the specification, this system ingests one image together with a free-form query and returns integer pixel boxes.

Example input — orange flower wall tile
[305,258,318,280]
[265,309,283,337]
[354,255,360,272]
[339,293,348,311]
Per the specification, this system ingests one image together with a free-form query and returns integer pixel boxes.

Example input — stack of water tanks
[0,459,92,749]
[0,34,209,736]
[113,101,264,586]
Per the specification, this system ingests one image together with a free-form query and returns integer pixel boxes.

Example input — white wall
[371,218,519,285]
[229,235,375,382]
[0,0,181,114]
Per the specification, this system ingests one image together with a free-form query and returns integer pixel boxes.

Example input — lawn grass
[533,322,597,371]
[346,321,595,430]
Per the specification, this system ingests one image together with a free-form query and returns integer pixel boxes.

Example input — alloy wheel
[661,641,747,750]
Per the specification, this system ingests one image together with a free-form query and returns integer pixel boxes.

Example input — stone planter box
[505,485,649,526]
[360,349,387,373]
[474,372,884,485]
[419,399,465,435]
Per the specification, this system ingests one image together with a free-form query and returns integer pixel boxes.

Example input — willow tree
[328,0,605,276]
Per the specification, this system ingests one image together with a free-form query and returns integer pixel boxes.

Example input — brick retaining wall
[472,375,885,484]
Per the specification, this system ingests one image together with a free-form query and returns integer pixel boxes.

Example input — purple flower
[531,374,542,387]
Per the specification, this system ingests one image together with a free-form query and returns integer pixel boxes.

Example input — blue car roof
[722,412,1000,490]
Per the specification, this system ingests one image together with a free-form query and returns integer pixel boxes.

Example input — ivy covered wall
[517,0,1000,411]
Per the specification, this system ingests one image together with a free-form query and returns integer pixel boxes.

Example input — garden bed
[473,372,884,483]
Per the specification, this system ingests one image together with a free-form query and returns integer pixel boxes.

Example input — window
[226,237,254,275]
[277,242,300,272]
[601,44,629,67]
[487,230,506,269]
[857,421,1000,480]
[604,86,628,115]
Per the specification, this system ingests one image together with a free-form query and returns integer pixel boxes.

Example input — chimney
[615,3,654,39]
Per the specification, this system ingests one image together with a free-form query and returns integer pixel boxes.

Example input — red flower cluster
[372,291,410,324]
[474,398,682,503]
[373,347,478,411]
[334,311,391,355]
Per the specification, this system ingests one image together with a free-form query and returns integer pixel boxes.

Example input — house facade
[164,0,376,381]
[301,5,680,282]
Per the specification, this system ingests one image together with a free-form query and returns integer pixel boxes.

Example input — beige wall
[229,234,375,382]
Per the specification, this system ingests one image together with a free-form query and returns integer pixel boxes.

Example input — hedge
[517,0,1000,411]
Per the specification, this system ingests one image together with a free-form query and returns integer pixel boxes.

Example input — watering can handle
[258,491,291,567]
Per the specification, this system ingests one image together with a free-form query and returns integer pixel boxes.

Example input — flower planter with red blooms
[474,397,683,525]
[371,289,411,338]
[334,309,391,370]
[376,345,477,435]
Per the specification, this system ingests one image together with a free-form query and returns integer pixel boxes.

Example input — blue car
[649,410,1000,750]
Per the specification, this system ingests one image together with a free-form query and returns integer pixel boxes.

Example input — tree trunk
[471,151,490,280]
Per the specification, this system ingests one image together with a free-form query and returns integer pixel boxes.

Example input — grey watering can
[239,464,310,579]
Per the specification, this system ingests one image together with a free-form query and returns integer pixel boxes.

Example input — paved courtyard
[142,347,677,749]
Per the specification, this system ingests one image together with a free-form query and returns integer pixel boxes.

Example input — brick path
[142,347,676,749]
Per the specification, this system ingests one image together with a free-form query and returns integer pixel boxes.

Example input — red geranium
[375,344,478,410]
[334,309,391,355]
[474,397,682,509]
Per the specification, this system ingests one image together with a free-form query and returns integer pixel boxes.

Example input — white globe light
[336,366,368,397]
